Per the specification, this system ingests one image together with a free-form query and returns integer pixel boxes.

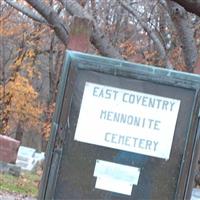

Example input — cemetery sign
[39,51,200,200]
[75,82,181,160]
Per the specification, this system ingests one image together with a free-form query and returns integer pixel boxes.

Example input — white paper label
[94,160,140,195]
[95,178,133,195]
[75,82,181,159]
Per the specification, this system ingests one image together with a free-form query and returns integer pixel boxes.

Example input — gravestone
[16,146,45,171]
[39,51,200,200]
[191,188,200,200]
[0,161,21,177]
[0,135,20,164]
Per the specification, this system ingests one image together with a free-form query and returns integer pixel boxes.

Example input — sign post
[39,51,200,200]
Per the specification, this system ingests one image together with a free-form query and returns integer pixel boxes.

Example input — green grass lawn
[0,172,40,197]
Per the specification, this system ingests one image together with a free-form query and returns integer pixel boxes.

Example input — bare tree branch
[59,0,123,59]
[167,0,198,72]
[171,0,200,17]
[4,0,47,24]
[119,0,173,68]
[24,0,69,45]
[0,8,12,23]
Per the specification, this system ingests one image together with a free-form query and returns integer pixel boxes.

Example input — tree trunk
[68,16,93,52]
[171,0,200,17]
[59,0,123,59]
[167,1,198,72]
[15,122,23,142]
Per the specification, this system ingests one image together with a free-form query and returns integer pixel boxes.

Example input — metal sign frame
[39,51,200,200]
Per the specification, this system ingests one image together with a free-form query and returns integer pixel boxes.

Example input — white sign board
[94,160,140,195]
[75,82,181,159]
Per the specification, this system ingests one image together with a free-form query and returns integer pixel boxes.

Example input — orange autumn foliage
[0,73,42,134]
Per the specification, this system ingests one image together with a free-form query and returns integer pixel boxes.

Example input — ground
[0,191,36,200]
[0,172,40,200]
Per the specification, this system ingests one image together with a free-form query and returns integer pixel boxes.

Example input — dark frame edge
[38,51,72,200]
[68,50,200,88]
[184,91,200,200]
[174,90,200,200]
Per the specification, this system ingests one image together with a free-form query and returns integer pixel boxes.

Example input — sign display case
[39,51,200,200]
